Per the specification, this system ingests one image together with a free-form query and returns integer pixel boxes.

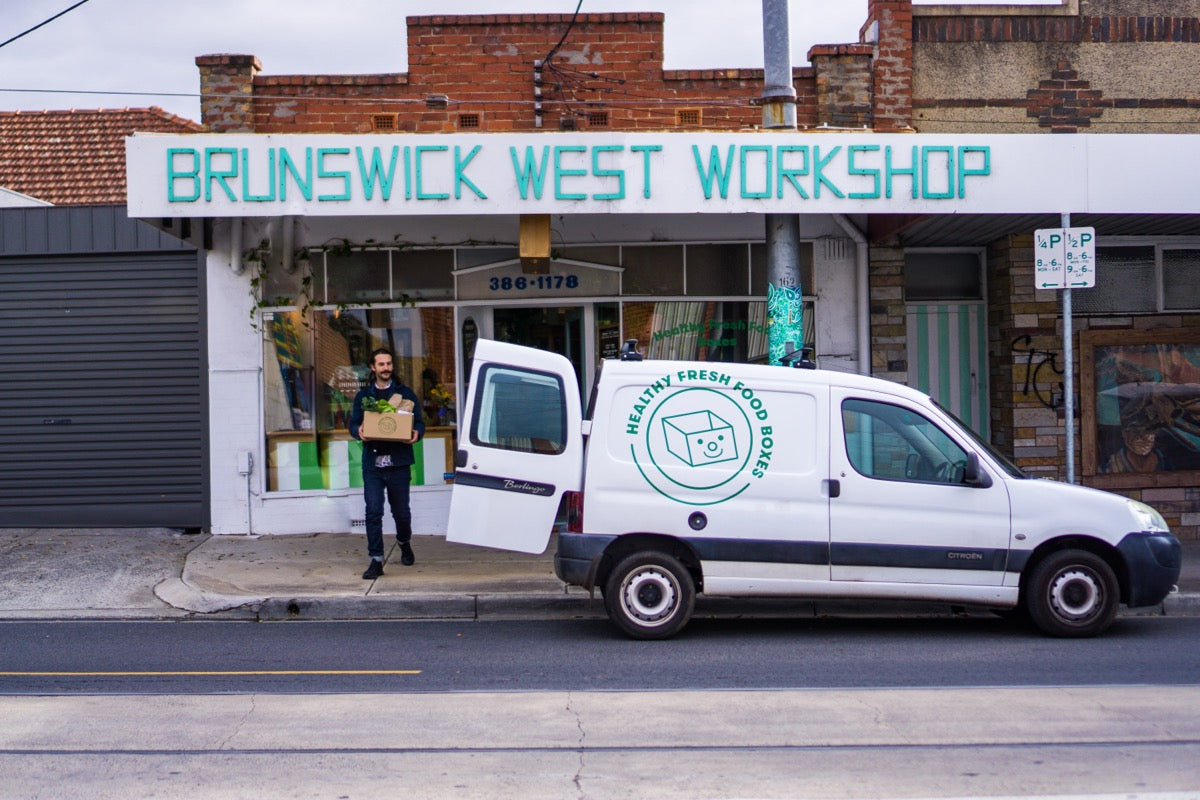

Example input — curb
[153,576,265,615]
[1163,591,1200,615]
[9,584,1197,624]
[256,593,605,621]
[225,593,1200,622]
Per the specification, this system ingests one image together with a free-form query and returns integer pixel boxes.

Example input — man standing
[349,347,425,579]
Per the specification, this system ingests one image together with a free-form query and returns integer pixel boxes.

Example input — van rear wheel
[604,552,695,640]
[1025,549,1119,638]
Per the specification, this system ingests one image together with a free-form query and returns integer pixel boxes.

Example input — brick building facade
[134,1,1200,538]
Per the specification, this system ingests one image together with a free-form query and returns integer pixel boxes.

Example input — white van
[448,339,1182,639]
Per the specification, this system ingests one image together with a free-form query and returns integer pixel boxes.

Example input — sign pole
[1037,219,1092,483]
[1061,212,1075,484]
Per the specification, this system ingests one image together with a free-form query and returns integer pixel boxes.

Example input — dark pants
[363,462,412,560]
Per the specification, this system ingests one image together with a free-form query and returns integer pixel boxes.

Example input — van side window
[841,398,968,484]
[470,364,566,455]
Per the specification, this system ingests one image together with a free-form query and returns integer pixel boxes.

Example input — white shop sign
[126,132,1200,217]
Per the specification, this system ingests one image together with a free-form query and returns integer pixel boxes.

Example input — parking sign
[1035,227,1096,289]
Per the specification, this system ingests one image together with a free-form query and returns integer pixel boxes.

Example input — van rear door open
[447,339,583,554]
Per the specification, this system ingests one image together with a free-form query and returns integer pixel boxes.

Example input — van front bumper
[1118,532,1182,607]
[554,533,617,589]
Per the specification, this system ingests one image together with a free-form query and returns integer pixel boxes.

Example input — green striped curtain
[906,304,989,439]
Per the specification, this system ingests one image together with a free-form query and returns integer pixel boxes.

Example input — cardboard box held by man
[359,394,414,440]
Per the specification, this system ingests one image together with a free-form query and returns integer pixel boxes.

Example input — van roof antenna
[619,339,643,361]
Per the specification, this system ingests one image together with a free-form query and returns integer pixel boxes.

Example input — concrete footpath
[0,528,1196,622]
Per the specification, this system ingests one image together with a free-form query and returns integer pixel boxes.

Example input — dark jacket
[348,380,426,467]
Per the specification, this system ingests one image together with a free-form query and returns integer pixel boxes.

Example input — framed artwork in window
[1081,327,1200,487]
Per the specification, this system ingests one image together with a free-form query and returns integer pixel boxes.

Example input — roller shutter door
[0,208,207,527]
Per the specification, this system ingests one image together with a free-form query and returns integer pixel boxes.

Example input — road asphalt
[0,527,1196,623]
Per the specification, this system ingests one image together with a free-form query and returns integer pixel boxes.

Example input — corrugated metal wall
[0,206,208,527]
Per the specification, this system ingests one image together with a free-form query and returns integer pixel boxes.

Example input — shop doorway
[458,304,611,405]
[494,306,584,392]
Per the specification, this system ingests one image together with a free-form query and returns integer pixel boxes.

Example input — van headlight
[1127,499,1169,533]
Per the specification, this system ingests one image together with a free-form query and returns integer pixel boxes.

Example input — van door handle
[455,449,469,468]
[826,479,841,498]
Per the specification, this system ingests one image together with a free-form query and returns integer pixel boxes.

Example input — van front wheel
[604,552,695,640]
[1026,549,1119,638]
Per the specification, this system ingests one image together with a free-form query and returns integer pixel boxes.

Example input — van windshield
[933,400,1028,479]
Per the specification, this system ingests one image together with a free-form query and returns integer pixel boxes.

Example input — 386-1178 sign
[1035,227,1096,290]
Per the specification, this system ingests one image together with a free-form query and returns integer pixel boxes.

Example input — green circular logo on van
[627,377,769,506]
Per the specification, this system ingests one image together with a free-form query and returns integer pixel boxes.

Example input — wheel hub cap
[624,568,677,623]
[1049,569,1102,620]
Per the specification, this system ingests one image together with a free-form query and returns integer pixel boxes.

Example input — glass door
[493,305,585,393]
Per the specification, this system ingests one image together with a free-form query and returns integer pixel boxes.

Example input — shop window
[623,300,814,364]
[394,250,454,300]
[323,249,454,304]
[1162,249,1200,310]
[1069,243,1200,315]
[264,311,320,491]
[260,256,308,307]
[326,251,390,304]
[1073,246,1156,314]
[903,251,983,302]
[456,247,519,269]
[686,244,750,295]
[622,245,684,295]
[749,242,815,296]
[263,306,457,493]
[558,246,621,266]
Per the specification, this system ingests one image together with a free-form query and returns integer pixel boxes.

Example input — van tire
[1025,549,1119,638]
[604,552,695,640]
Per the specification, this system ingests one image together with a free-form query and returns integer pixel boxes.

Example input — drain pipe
[229,218,244,275]
[833,214,871,375]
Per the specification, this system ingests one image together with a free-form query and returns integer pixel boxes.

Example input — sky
[0,0,1059,122]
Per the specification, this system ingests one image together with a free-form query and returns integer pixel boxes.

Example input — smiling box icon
[662,410,738,467]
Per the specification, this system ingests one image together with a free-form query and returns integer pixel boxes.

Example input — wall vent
[371,114,397,131]
[587,111,609,127]
[676,108,702,127]
[823,238,851,261]
[458,113,481,129]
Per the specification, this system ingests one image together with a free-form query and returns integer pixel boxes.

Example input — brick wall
[987,235,1070,479]
[196,54,261,132]
[809,44,874,129]
[910,2,1200,132]
[865,0,914,131]
[867,243,908,383]
[986,236,1200,540]
[195,13,891,134]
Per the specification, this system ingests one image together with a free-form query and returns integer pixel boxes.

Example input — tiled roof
[0,107,202,205]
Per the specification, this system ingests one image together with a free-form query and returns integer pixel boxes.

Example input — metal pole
[761,0,797,130]
[761,0,803,364]
[1062,211,1075,484]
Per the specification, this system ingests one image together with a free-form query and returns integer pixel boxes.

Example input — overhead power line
[0,0,92,51]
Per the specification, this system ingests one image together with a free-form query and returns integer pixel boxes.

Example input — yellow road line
[0,670,421,677]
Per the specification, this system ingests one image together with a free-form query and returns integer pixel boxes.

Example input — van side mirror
[963,452,993,488]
